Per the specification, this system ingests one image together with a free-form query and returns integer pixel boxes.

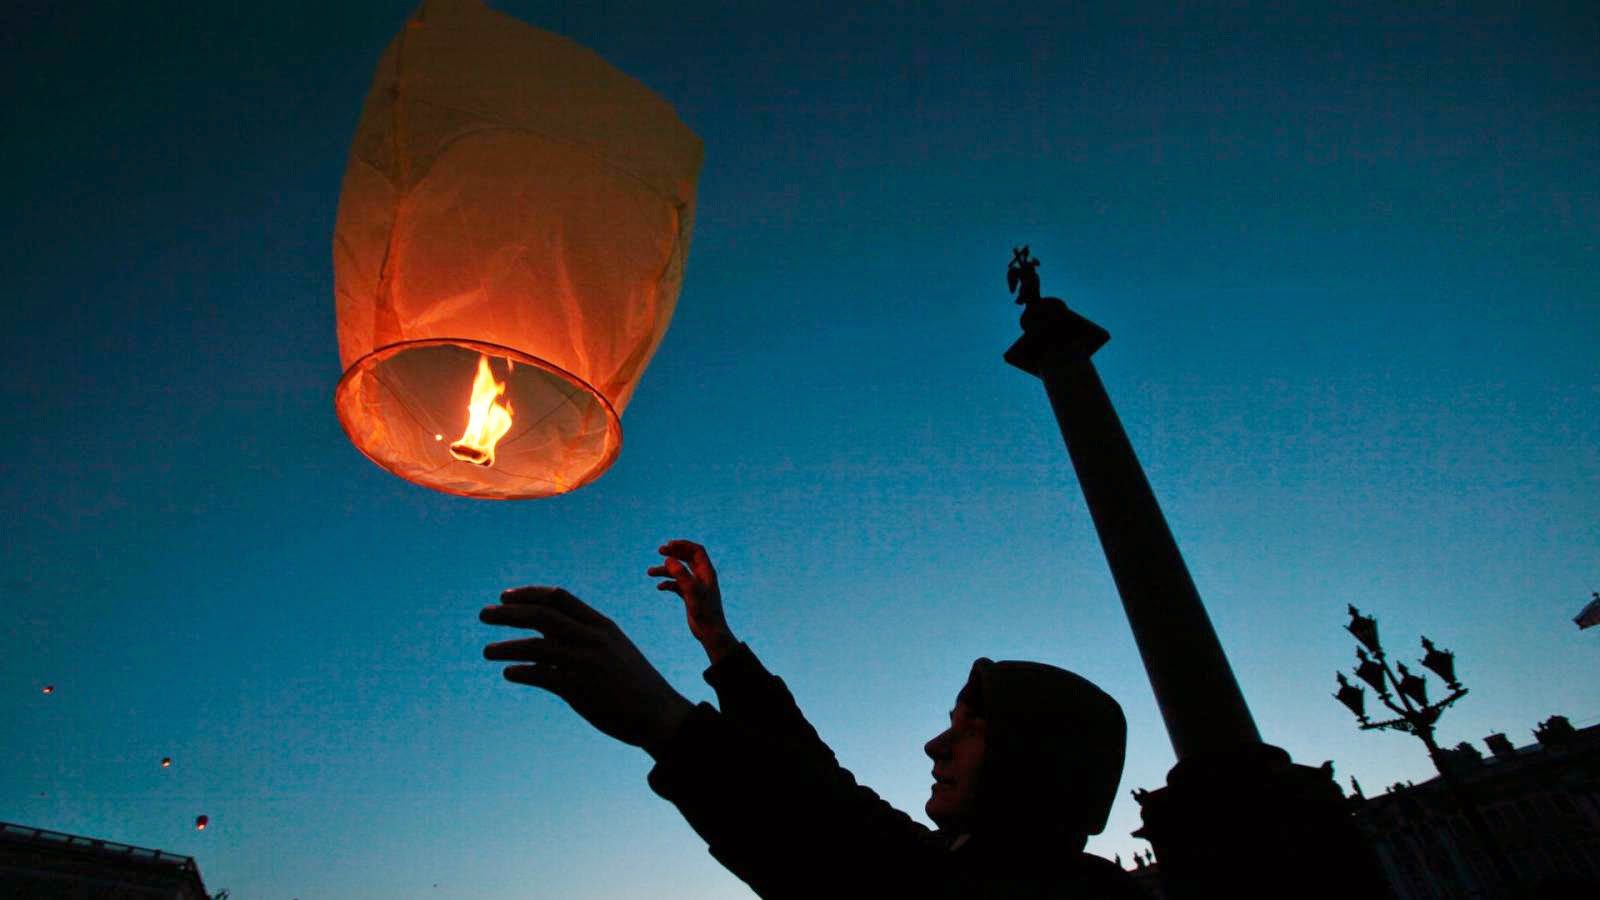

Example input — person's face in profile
[924,699,987,829]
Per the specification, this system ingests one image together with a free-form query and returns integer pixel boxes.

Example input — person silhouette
[482,540,1137,898]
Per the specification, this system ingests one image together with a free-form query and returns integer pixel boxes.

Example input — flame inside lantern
[449,355,515,467]
[195,815,208,831]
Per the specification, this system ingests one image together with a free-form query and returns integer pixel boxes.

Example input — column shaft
[1037,352,1259,758]
[1005,299,1257,759]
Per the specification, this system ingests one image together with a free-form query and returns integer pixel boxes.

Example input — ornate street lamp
[1346,604,1381,654]
[1333,607,1468,747]
[1420,636,1460,689]
[1332,606,1514,890]
[1333,672,1368,724]
[1354,648,1388,696]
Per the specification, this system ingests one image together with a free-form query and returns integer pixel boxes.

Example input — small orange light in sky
[449,355,514,467]
[42,685,54,695]
[195,815,209,831]
[161,757,173,768]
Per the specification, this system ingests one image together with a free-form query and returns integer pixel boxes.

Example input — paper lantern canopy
[333,0,702,499]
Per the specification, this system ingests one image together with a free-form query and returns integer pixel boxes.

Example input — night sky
[3,1,1597,897]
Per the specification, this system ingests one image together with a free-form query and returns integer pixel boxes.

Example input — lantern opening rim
[333,337,622,500]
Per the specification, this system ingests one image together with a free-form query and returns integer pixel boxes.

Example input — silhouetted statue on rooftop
[480,540,1141,898]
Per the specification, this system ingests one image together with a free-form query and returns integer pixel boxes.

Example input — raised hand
[482,586,692,750]
[649,539,739,664]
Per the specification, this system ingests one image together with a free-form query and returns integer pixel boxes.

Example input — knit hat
[960,658,1126,836]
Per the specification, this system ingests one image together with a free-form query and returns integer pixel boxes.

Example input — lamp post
[1333,605,1515,892]
[1004,249,1391,899]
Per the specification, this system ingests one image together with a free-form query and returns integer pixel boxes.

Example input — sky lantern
[42,684,54,695]
[194,815,208,831]
[161,757,173,768]
[332,0,702,499]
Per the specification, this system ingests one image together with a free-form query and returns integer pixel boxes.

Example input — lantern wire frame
[335,338,621,500]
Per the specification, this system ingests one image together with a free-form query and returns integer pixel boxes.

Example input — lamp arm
[1372,691,1408,720]
[1380,651,1431,719]
[1361,715,1414,733]
[1424,687,1469,716]
[1372,660,1414,719]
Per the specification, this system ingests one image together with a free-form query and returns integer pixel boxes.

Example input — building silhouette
[1123,850,1167,899]
[0,822,209,899]
[1352,715,1600,899]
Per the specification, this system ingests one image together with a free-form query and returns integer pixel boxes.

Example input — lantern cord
[370,365,447,442]
[500,382,584,448]
[363,364,480,481]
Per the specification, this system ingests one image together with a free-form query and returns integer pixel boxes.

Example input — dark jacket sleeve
[701,643,847,769]
[646,645,954,898]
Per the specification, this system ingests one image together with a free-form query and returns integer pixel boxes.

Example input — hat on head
[961,657,1126,836]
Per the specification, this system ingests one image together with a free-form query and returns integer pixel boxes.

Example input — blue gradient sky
[3,1,1597,897]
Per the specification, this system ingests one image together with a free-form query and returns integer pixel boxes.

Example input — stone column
[1007,295,1394,899]
[1005,298,1257,758]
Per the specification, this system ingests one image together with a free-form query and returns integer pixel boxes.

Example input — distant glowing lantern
[161,757,173,768]
[42,685,54,695]
[195,815,209,831]
[332,0,702,499]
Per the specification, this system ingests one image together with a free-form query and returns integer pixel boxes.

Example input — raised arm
[649,540,829,749]
[649,539,738,664]
[480,570,950,898]
[645,700,946,898]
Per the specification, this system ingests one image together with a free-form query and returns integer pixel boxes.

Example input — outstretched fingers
[502,664,563,690]
[481,578,693,748]
[479,602,598,643]
[647,557,695,596]
[483,636,587,665]
[482,615,591,697]
[498,586,613,626]
[657,540,717,584]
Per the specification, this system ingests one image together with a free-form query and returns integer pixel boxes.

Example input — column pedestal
[1132,747,1386,900]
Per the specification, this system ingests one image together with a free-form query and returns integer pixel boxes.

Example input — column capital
[1004,298,1110,377]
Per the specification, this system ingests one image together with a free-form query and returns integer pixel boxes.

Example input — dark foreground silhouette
[482,541,1142,898]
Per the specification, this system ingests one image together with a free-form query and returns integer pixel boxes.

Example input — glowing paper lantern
[41,685,54,695]
[194,815,208,831]
[332,0,702,499]
[161,757,173,768]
